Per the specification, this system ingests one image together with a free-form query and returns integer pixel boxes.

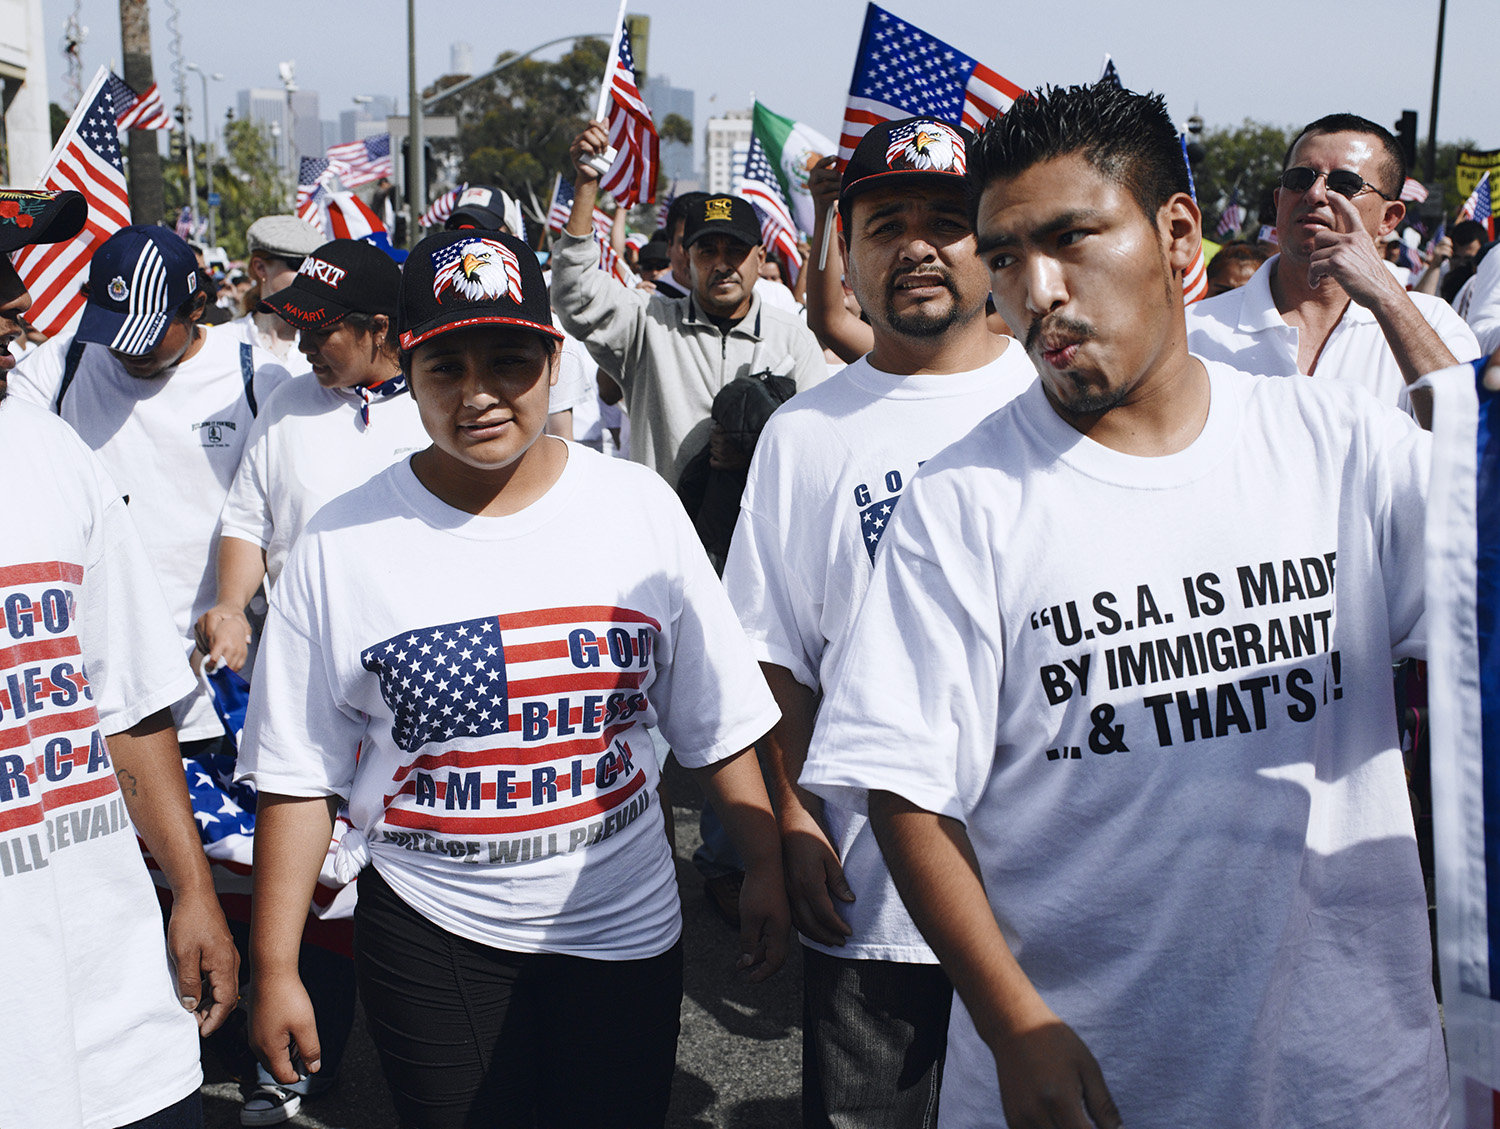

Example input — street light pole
[187,63,223,248]
[407,0,425,243]
[1425,0,1447,183]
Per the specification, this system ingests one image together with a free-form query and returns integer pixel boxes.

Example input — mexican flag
[753,101,837,238]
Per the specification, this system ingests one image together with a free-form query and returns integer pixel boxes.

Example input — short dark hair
[1206,240,1271,278]
[1283,113,1405,199]
[665,192,711,245]
[1452,220,1489,249]
[967,82,1192,227]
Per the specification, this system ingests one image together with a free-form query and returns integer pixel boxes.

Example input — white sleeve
[646,491,781,767]
[548,334,596,415]
[801,470,1003,824]
[7,333,69,411]
[1369,399,1432,660]
[236,533,364,797]
[1421,292,1481,363]
[250,350,292,407]
[70,436,197,734]
[218,406,275,549]
[722,440,826,690]
[1466,250,1500,358]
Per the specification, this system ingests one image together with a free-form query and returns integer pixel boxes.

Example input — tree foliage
[424,38,609,226]
[660,113,692,146]
[161,118,290,258]
[1193,119,1296,238]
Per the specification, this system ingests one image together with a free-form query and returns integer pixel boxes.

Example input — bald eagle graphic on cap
[432,237,523,303]
[885,121,967,175]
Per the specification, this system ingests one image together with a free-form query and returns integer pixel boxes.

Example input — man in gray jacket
[553,121,826,488]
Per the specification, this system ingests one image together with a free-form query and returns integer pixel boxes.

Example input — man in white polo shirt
[1187,112,1476,422]
[10,226,291,751]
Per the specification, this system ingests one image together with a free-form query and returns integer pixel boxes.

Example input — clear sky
[40,0,1493,168]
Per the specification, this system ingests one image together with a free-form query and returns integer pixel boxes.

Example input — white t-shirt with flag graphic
[723,343,1035,961]
[9,323,292,741]
[0,397,202,1129]
[801,363,1446,1128]
[238,441,779,958]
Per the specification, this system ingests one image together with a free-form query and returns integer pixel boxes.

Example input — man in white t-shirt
[802,83,1446,1129]
[723,116,1035,1128]
[1186,112,1476,420]
[0,187,238,1129]
[10,226,292,751]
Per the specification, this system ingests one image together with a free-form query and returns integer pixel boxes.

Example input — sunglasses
[1279,167,1397,201]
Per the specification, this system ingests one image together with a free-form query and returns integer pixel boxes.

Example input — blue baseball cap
[77,225,200,354]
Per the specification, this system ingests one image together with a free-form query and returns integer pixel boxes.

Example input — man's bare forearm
[110,709,216,901]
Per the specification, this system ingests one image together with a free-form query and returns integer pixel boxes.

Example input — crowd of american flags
[20,0,1494,345]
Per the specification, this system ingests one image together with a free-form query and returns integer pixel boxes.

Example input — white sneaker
[240,1083,302,1126]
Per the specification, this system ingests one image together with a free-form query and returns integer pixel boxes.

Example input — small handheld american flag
[14,67,131,338]
[326,133,394,189]
[596,19,659,207]
[735,133,802,271]
[838,4,1023,165]
[106,71,172,132]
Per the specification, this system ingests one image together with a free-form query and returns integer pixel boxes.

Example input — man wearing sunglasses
[1187,113,1477,426]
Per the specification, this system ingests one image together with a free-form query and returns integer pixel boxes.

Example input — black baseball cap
[682,194,761,250]
[445,185,519,235]
[0,188,87,253]
[258,239,400,331]
[840,118,973,210]
[638,234,671,270]
[399,229,562,351]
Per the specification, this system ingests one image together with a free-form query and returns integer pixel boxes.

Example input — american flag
[174,205,204,241]
[1216,192,1246,238]
[655,183,676,230]
[14,68,130,338]
[546,175,575,233]
[734,134,802,269]
[1458,172,1494,240]
[359,605,660,838]
[1178,131,1208,304]
[421,183,467,228]
[597,24,659,207]
[105,71,171,131]
[838,4,1023,164]
[1425,219,1447,255]
[1401,177,1429,203]
[432,236,524,306]
[325,133,394,189]
[295,155,339,213]
[860,494,902,564]
[301,190,387,241]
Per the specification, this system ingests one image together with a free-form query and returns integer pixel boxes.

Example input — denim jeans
[801,948,952,1129]
[116,1091,202,1129]
[353,866,682,1129]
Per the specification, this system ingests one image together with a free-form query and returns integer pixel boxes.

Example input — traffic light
[1395,111,1418,175]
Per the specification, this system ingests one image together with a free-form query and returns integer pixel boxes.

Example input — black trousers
[354,866,682,1129]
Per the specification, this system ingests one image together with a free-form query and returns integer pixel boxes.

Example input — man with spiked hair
[801,82,1446,1128]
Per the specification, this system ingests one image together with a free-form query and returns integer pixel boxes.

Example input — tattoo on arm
[116,768,138,796]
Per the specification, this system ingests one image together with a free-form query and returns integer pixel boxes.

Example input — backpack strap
[55,339,87,413]
[239,341,258,416]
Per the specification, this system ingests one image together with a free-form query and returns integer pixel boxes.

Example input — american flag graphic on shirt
[859,496,901,564]
[0,561,132,872]
[360,606,661,841]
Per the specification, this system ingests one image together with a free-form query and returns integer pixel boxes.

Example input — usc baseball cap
[398,229,562,350]
[681,194,762,249]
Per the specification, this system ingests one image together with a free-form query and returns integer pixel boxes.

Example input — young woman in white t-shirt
[240,230,789,1128]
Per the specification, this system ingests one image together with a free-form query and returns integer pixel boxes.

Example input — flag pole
[593,0,628,124]
[37,66,111,186]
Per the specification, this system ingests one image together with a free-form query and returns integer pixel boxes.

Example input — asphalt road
[201,757,803,1128]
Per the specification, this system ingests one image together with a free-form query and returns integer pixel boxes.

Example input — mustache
[888,267,957,295]
[1024,314,1096,354]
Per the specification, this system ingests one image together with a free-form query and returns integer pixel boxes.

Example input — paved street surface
[202,757,803,1128]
